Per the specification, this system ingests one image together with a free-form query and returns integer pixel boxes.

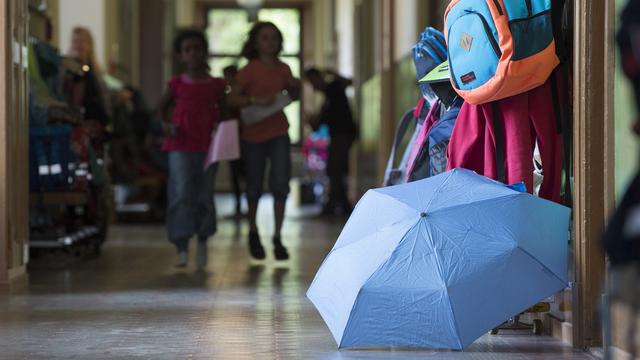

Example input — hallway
[0,198,595,360]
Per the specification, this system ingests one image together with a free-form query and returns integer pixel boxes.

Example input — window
[206,8,302,143]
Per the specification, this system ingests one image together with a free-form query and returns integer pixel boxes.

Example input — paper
[204,120,240,169]
[240,92,292,125]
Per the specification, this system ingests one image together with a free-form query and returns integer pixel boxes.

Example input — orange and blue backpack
[444,0,559,104]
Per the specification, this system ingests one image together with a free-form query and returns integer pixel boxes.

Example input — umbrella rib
[445,290,465,350]
[423,221,465,350]
[372,172,457,213]
[423,170,455,213]
[375,190,422,213]
[331,192,419,252]
[517,247,568,286]
[337,187,518,255]
[380,175,520,215]
[429,193,521,216]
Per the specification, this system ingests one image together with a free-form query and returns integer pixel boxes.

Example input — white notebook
[240,92,293,125]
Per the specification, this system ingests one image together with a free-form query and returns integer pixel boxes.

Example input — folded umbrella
[307,168,570,349]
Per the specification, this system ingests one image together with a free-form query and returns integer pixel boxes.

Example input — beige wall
[336,0,355,78]
[393,0,417,62]
[352,0,426,187]
[58,0,107,66]
[175,0,196,26]
[312,0,333,68]
[57,0,140,84]
[47,0,60,46]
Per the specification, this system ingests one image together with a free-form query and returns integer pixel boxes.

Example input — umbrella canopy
[307,169,570,350]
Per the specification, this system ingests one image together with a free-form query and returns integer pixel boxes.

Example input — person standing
[64,27,111,127]
[229,22,301,260]
[305,68,357,216]
[63,27,113,244]
[158,30,226,268]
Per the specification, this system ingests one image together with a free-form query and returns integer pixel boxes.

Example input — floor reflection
[0,195,591,359]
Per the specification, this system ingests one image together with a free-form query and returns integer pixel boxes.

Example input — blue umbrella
[307,169,570,349]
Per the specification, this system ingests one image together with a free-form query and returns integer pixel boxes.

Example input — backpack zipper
[525,0,533,17]
[509,9,550,24]
[492,0,504,16]
[465,11,502,58]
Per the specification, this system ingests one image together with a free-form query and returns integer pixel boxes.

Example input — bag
[445,0,559,104]
[203,119,241,170]
[383,99,431,186]
[413,27,448,102]
[382,28,448,187]
[29,126,73,192]
[406,101,461,182]
[427,105,459,177]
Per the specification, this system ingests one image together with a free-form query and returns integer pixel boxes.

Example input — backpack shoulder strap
[550,0,574,205]
[492,102,506,184]
[384,108,418,185]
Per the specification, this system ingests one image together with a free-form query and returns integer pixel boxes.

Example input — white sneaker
[175,251,188,268]
[196,242,208,269]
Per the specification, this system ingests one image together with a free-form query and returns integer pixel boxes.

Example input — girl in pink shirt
[158,30,226,268]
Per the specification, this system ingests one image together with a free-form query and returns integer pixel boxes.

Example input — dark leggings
[242,135,291,202]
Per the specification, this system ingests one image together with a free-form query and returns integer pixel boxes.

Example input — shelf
[29,192,88,206]
[30,225,100,249]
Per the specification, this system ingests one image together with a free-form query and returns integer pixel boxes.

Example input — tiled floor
[0,197,595,359]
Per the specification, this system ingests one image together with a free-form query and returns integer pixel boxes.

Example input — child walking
[229,22,301,260]
[159,30,226,268]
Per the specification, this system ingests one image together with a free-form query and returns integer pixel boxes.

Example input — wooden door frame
[571,0,615,349]
[0,0,9,288]
[377,0,395,183]
[1,0,31,290]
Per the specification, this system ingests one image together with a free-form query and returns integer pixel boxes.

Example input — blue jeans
[242,135,291,202]
[167,151,217,251]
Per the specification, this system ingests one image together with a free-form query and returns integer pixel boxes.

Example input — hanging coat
[446,77,563,203]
